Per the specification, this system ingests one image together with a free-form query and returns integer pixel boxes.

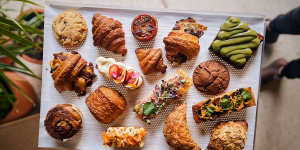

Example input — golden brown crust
[50,52,95,96]
[207,121,248,150]
[135,48,167,74]
[192,87,256,122]
[92,13,127,56]
[44,104,82,140]
[163,102,201,150]
[163,17,206,64]
[85,86,127,124]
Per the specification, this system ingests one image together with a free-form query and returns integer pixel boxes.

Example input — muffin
[207,121,248,150]
[193,60,230,95]
[85,86,127,124]
[52,10,88,48]
[44,104,82,140]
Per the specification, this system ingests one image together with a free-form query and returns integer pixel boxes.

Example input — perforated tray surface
[39,2,265,150]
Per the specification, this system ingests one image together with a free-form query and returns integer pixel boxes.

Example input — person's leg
[269,6,300,34]
[266,6,300,43]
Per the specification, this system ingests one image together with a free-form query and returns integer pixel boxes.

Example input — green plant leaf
[143,102,155,116]
[12,0,42,7]
[241,90,252,101]
[0,63,40,79]
[0,27,36,47]
[0,46,36,76]
[0,70,36,107]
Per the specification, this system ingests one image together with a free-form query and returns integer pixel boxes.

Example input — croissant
[163,17,207,64]
[135,48,167,74]
[50,51,95,96]
[163,102,201,150]
[92,13,127,56]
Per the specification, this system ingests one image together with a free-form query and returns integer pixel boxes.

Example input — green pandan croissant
[211,16,262,67]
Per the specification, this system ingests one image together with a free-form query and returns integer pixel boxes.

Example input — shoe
[265,20,279,44]
[261,58,288,84]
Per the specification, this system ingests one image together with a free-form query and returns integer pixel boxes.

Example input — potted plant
[0,0,42,123]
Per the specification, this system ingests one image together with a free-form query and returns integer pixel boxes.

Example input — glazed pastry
[95,56,143,89]
[92,13,127,56]
[131,14,158,41]
[102,127,147,148]
[163,17,207,64]
[193,60,230,95]
[86,86,126,124]
[192,87,256,122]
[210,17,264,68]
[50,51,95,96]
[44,104,82,140]
[207,121,248,150]
[135,48,167,74]
[52,10,88,48]
[164,102,201,150]
[134,69,192,123]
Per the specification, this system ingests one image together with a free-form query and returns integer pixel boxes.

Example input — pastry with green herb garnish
[134,69,192,124]
[210,17,264,68]
[192,87,255,122]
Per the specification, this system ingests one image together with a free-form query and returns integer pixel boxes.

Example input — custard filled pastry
[102,127,147,148]
[135,48,167,74]
[207,121,248,150]
[50,51,95,96]
[163,17,207,64]
[95,56,143,89]
[92,13,127,56]
[134,69,192,123]
[164,102,201,150]
[44,104,82,140]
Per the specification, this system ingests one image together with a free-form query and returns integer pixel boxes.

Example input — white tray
[39,1,265,150]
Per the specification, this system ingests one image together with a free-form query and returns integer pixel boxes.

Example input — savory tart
[164,102,201,150]
[131,14,158,41]
[50,51,95,96]
[135,48,167,74]
[192,87,255,122]
[85,86,126,124]
[44,104,82,140]
[210,17,264,68]
[95,56,143,89]
[134,69,192,123]
[102,127,147,148]
[92,13,127,55]
[207,121,248,150]
[163,17,207,64]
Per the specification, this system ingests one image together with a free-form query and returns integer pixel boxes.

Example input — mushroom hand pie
[207,121,248,150]
[44,104,82,140]
[163,17,207,64]
[163,102,201,150]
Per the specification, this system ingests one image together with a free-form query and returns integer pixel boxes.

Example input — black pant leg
[269,6,300,34]
[281,58,300,79]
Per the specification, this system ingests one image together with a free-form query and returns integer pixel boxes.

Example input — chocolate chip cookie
[193,60,230,95]
[52,10,88,48]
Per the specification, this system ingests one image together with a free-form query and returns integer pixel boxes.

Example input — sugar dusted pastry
[95,56,143,89]
[86,86,127,124]
[163,102,201,150]
[102,127,147,148]
[207,121,248,150]
[163,17,207,64]
[50,51,95,96]
[133,69,192,123]
[44,104,82,140]
[192,87,256,122]
[92,13,127,55]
